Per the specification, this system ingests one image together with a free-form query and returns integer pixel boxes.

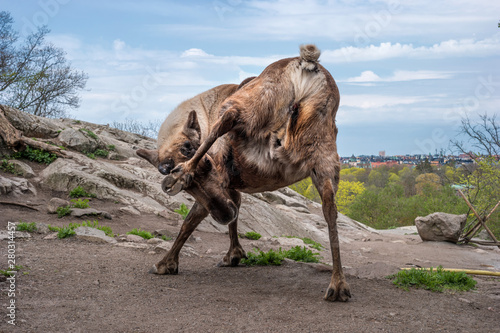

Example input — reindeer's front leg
[163,103,240,196]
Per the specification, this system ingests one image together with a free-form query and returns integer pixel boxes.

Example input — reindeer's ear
[136,149,159,167]
[183,110,201,140]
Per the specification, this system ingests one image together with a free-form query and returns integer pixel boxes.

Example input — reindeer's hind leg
[150,202,208,275]
[218,190,247,267]
[311,167,351,302]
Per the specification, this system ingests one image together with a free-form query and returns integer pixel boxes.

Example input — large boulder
[415,212,467,243]
[58,128,100,153]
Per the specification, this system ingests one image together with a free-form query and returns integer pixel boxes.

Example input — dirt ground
[1,172,500,332]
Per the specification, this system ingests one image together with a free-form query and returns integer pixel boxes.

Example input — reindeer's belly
[228,136,311,193]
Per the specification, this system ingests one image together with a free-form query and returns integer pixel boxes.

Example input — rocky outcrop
[0,105,376,245]
[415,212,467,243]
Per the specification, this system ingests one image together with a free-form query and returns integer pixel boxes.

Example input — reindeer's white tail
[299,44,320,71]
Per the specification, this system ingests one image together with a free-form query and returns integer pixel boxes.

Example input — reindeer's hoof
[149,263,179,275]
[149,265,158,274]
[324,281,351,302]
[161,164,194,196]
[217,249,247,267]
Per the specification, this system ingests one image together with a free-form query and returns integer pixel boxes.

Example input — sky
[3,0,500,157]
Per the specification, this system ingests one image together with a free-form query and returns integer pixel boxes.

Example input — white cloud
[345,70,453,83]
[340,94,428,109]
[181,48,212,57]
[113,39,126,51]
[323,35,500,63]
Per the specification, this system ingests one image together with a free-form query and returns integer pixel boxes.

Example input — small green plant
[388,266,477,292]
[80,128,99,140]
[0,159,20,175]
[94,149,109,158]
[127,228,153,239]
[284,236,324,251]
[244,231,262,240]
[50,220,113,238]
[69,186,96,198]
[16,222,37,232]
[70,198,90,209]
[56,206,72,218]
[57,226,76,239]
[12,145,57,164]
[285,246,320,263]
[242,246,321,266]
[86,152,96,159]
[107,145,116,151]
[161,235,172,241]
[71,220,113,237]
[0,265,24,277]
[242,248,285,266]
[174,203,190,219]
[48,225,60,232]
[301,237,324,251]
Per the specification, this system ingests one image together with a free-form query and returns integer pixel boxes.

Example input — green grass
[174,203,190,219]
[0,265,24,277]
[12,145,57,164]
[16,222,37,232]
[387,266,477,292]
[56,206,72,218]
[69,186,96,198]
[127,228,153,239]
[80,128,99,140]
[284,236,324,251]
[57,226,76,239]
[242,248,285,266]
[49,220,114,238]
[242,246,321,266]
[94,149,109,157]
[161,235,172,241]
[283,246,320,263]
[0,159,20,175]
[244,231,262,240]
[70,198,90,209]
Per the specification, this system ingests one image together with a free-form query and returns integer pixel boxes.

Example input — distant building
[379,150,386,157]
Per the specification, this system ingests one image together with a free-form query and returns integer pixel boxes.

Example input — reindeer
[137,44,350,301]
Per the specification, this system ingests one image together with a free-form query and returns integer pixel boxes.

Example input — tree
[451,113,500,159]
[415,173,441,195]
[0,11,87,118]
[415,158,433,174]
[336,180,365,214]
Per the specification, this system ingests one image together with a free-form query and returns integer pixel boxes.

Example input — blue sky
[4,0,500,156]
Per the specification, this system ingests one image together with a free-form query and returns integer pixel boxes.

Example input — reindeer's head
[136,110,201,176]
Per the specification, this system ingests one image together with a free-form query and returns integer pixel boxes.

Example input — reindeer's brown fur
[137,44,350,302]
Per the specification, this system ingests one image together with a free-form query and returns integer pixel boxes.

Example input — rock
[70,208,112,219]
[58,128,100,153]
[43,232,58,240]
[2,104,63,138]
[126,234,145,243]
[270,237,305,247]
[115,242,149,249]
[154,241,172,252]
[0,230,31,240]
[146,238,163,245]
[119,206,141,216]
[74,227,116,244]
[415,212,467,243]
[0,175,36,196]
[34,222,51,234]
[7,160,35,178]
[47,197,70,214]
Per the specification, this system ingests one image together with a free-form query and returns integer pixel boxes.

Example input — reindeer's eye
[180,141,194,157]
